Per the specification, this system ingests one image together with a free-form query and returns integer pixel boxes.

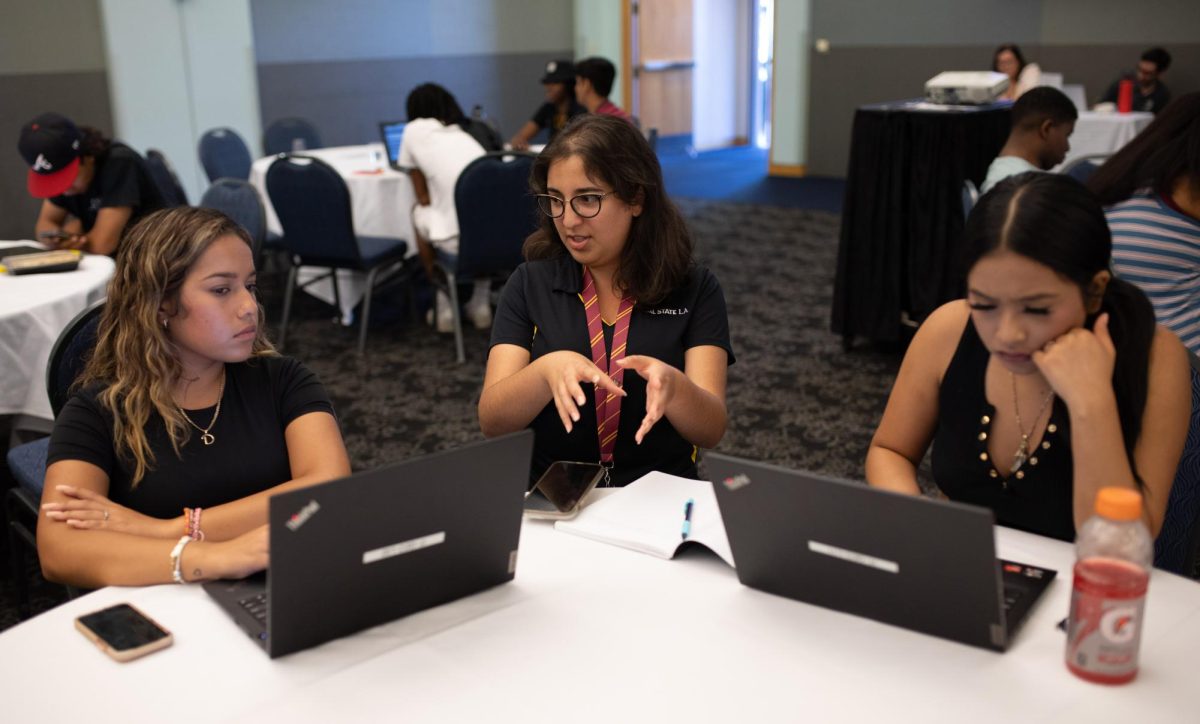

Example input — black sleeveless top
[930,318,1076,541]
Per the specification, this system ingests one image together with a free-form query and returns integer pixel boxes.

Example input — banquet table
[249,144,416,324]
[1055,110,1153,171]
[2,517,1197,723]
[832,99,1011,345]
[0,241,114,421]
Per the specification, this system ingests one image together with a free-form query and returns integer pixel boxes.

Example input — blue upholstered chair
[961,179,980,221]
[1154,352,1200,578]
[265,155,408,355]
[4,300,104,617]
[198,127,253,183]
[437,151,539,363]
[263,118,323,156]
[1060,154,1109,185]
[199,178,267,267]
[145,149,188,206]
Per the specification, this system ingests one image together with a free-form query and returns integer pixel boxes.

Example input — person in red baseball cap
[18,112,166,256]
[507,59,586,150]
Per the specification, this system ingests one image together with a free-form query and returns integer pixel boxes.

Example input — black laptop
[705,453,1055,652]
[377,120,409,171]
[202,431,533,658]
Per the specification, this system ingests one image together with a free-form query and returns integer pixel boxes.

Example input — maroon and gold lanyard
[580,267,634,482]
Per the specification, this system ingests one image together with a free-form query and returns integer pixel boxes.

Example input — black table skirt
[832,101,1011,344]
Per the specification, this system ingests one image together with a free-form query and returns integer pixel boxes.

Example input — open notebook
[554,471,734,566]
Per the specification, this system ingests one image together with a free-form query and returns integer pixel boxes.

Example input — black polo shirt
[49,142,166,237]
[491,254,735,487]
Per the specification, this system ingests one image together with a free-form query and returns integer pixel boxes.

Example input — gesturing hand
[538,350,626,433]
[43,485,180,539]
[617,355,682,444]
[1032,313,1117,410]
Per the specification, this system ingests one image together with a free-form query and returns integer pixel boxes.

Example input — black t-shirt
[49,142,167,235]
[1100,76,1171,114]
[47,356,336,519]
[530,102,587,139]
[490,254,735,486]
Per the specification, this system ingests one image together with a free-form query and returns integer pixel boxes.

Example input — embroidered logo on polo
[645,307,689,315]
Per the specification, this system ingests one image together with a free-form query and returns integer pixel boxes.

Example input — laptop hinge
[989,623,1006,648]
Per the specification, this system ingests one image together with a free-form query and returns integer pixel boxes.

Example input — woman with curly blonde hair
[39,206,350,588]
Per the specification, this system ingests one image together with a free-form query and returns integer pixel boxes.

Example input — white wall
[770,0,809,169]
[573,0,626,104]
[693,0,751,151]
[100,0,261,202]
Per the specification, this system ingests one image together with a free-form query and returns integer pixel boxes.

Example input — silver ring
[103,509,110,522]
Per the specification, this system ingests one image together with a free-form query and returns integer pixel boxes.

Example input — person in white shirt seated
[993,43,1042,102]
[399,83,491,332]
[981,87,1077,194]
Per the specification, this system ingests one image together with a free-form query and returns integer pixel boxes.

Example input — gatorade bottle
[1065,487,1152,684]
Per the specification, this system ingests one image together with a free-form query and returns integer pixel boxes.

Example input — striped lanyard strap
[580,267,634,469]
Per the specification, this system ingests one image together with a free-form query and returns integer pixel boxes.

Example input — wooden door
[632,0,694,137]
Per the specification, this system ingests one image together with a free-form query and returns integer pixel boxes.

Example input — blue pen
[681,498,694,541]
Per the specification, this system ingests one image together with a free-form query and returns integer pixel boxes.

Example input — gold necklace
[1010,372,1054,473]
[179,369,225,446]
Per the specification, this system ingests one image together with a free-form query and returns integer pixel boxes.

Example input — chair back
[198,127,252,182]
[961,179,980,221]
[263,117,323,156]
[265,155,361,265]
[199,178,267,264]
[145,149,188,206]
[1060,154,1109,185]
[1155,353,1200,577]
[46,300,105,417]
[453,151,539,277]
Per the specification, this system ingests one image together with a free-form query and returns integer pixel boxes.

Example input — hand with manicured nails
[536,350,626,433]
[1032,313,1118,410]
[617,355,682,444]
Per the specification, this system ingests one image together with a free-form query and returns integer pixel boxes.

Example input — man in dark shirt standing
[18,112,166,256]
[1100,47,1172,114]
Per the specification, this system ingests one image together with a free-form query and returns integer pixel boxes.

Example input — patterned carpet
[0,198,905,630]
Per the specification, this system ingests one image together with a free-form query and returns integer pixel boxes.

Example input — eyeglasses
[535,192,614,219]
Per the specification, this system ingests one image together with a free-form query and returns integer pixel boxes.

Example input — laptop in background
[705,453,1055,652]
[203,430,533,658]
[377,120,409,171]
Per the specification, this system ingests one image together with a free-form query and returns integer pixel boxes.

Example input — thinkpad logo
[285,500,321,531]
[722,474,751,491]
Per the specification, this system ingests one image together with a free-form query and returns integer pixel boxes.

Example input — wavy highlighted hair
[79,207,276,486]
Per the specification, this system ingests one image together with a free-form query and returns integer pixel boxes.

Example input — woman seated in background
[479,115,734,487]
[507,59,586,151]
[39,207,350,588]
[993,44,1041,101]
[18,112,166,256]
[1090,93,1200,354]
[401,83,493,331]
[866,173,1189,541]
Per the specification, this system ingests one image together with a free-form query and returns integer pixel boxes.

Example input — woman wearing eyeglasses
[479,115,734,487]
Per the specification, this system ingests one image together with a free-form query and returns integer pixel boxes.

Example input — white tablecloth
[0,241,114,420]
[249,144,416,324]
[1055,111,1153,171]
[2,519,1197,723]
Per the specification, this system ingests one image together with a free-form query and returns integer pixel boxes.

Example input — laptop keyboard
[1002,587,1025,613]
[238,592,269,625]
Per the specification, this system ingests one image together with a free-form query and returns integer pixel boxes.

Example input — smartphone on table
[38,230,74,241]
[75,603,173,662]
[523,461,605,520]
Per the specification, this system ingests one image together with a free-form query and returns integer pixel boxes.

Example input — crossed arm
[37,411,350,588]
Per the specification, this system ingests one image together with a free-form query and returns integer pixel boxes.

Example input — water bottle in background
[1065,487,1152,684]
[1117,79,1134,113]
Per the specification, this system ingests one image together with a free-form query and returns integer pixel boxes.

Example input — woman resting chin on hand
[38,207,350,589]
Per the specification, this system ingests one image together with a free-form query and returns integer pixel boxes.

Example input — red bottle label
[1065,558,1148,684]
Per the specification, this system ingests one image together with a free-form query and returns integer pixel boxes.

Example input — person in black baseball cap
[507,59,586,150]
[18,112,166,256]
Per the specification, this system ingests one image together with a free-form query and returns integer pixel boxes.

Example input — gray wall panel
[256,52,571,150]
[811,0,1041,47]
[0,72,114,241]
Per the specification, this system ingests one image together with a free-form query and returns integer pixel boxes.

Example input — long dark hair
[525,114,692,304]
[1087,92,1200,206]
[964,172,1155,490]
[992,43,1027,75]
[405,83,468,130]
[78,125,112,157]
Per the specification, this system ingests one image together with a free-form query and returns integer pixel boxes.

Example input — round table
[0,242,114,421]
[1053,110,1153,171]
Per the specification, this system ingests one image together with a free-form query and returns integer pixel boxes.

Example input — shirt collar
[550,253,584,294]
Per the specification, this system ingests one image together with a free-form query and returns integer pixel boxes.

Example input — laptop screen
[379,121,406,164]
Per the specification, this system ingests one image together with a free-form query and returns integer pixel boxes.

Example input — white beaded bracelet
[170,535,193,584]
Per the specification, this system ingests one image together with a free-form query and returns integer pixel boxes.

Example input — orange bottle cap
[1095,487,1142,521]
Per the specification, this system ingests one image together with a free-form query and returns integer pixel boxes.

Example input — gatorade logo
[1099,606,1138,644]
